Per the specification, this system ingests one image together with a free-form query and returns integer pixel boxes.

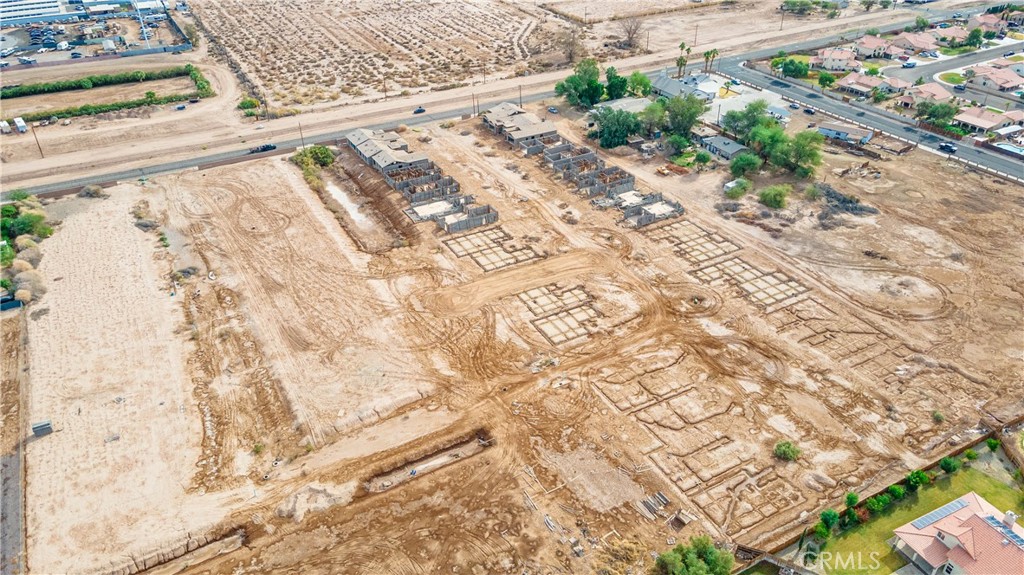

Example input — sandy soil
[0,77,196,118]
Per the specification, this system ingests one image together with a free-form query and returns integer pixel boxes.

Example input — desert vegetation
[1,191,54,303]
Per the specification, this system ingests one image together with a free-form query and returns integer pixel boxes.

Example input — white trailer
[57,41,70,51]
[0,121,10,134]
[13,118,27,133]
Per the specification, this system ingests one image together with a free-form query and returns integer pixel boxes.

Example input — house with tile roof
[892,492,1024,575]
[990,58,1024,77]
[837,72,913,96]
[954,107,1024,132]
[930,26,970,46]
[966,65,1024,91]
[891,31,939,53]
[968,13,1007,34]
[897,82,954,108]
[854,35,890,59]
[809,47,860,71]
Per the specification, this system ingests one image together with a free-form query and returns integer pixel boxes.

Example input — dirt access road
[0,0,991,190]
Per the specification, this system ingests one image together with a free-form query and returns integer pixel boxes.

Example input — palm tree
[677,41,691,78]
[708,48,719,71]
[703,50,713,72]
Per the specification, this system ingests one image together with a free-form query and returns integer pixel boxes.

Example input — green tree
[790,130,824,178]
[664,94,709,135]
[591,107,641,148]
[750,121,790,162]
[964,449,978,460]
[722,99,769,141]
[639,101,666,134]
[79,78,93,90]
[759,184,791,209]
[627,71,652,96]
[821,509,840,530]
[915,16,930,31]
[813,521,831,541]
[605,67,628,101]
[818,71,836,91]
[695,150,712,165]
[888,485,906,500]
[906,469,930,491]
[702,48,719,72]
[939,456,962,473]
[773,440,801,461]
[654,535,734,575]
[730,153,763,178]
[845,492,859,508]
[986,437,1001,451]
[916,102,958,125]
[866,494,892,514]
[781,58,810,78]
[966,28,984,47]
[983,30,998,39]
[783,0,814,14]
[865,66,880,76]
[555,59,604,108]
[879,0,892,8]
[666,134,691,155]
[865,27,880,36]
[861,0,877,11]
[238,97,260,110]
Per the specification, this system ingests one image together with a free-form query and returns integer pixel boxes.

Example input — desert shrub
[238,97,260,110]
[939,456,961,474]
[252,443,265,455]
[932,410,945,423]
[725,179,751,199]
[964,449,978,460]
[1,205,16,218]
[804,184,821,200]
[13,270,45,296]
[7,190,30,201]
[759,184,792,209]
[0,244,13,267]
[14,236,36,251]
[16,247,41,268]
[10,259,33,274]
[986,438,1001,451]
[695,150,712,164]
[78,184,108,198]
[887,485,906,500]
[774,441,801,461]
[14,289,31,303]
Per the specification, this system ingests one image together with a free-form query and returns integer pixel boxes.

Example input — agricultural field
[18,97,1023,574]
[190,0,568,107]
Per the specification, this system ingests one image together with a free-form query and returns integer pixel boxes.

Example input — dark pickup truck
[249,144,277,154]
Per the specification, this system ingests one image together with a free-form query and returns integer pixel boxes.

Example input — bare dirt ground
[189,0,566,108]
[0,76,196,118]
[19,98,1019,574]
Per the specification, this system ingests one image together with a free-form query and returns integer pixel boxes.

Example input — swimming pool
[994,142,1024,156]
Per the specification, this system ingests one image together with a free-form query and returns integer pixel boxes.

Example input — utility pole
[30,125,43,158]
[519,85,523,107]
[298,121,306,150]
[694,23,698,45]
[646,30,650,52]
[780,9,786,31]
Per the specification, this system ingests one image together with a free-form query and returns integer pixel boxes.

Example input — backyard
[822,464,1024,575]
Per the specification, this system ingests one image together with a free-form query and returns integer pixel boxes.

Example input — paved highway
[10,3,1021,197]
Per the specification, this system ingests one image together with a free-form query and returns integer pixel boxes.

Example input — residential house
[809,48,859,71]
[818,121,873,144]
[968,13,1007,34]
[891,31,939,53]
[897,82,953,108]
[892,492,1023,575]
[701,135,749,160]
[930,26,970,46]
[651,70,717,101]
[954,107,1018,132]
[966,65,1024,92]
[991,58,1024,77]
[836,72,911,96]
[593,97,652,115]
[854,35,890,59]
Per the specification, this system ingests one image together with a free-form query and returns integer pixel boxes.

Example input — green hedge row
[8,65,215,123]
[1,66,192,100]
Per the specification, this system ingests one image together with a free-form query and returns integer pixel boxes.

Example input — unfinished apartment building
[345,128,499,233]
[482,102,560,154]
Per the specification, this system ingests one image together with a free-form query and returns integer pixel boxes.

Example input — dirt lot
[18,94,1021,574]
[0,76,196,118]
[190,0,567,108]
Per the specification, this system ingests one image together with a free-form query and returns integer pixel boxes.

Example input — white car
[37,48,48,53]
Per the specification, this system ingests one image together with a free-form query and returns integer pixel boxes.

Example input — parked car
[938,142,958,153]
[0,61,8,68]
[789,102,800,109]
[413,106,426,114]
[547,106,559,114]
[70,52,82,59]
[902,61,917,69]
[249,144,277,154]
[898,54,911,61]
[952,12,962,18]
[953,84,966,92]
[803,108,815,115]
[175,104,187,110]
[1003,51,1016,57]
